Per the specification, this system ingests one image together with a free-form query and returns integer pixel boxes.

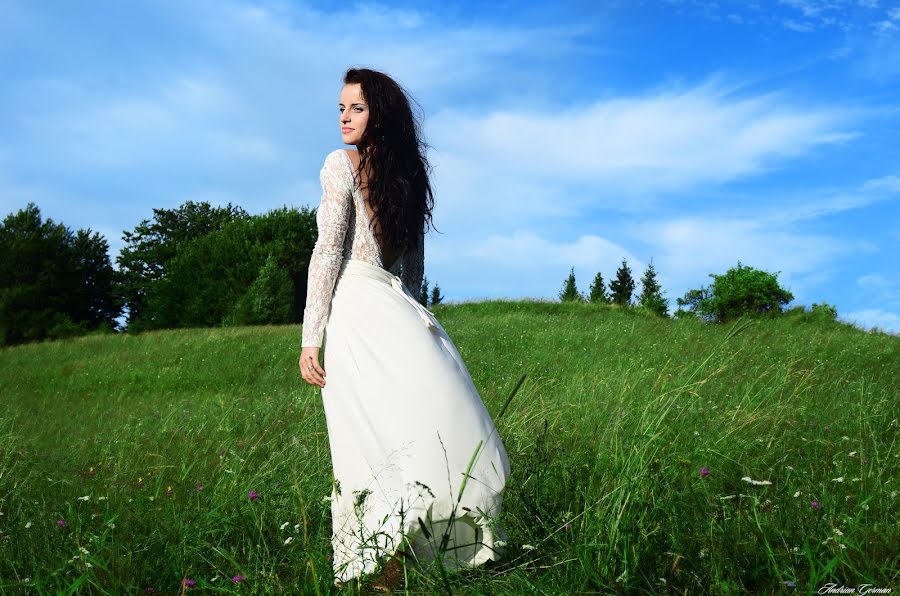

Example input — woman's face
[339,83,368,147]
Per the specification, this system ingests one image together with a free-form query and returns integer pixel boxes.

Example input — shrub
[226,254,294,326]
[677,261,794,323]
[810,301,838,321]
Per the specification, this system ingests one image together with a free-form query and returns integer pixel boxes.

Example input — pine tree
[637,257,669,317]
[609,258,635,306]
[558,267,583,302]
[588,272,609,304]
[430,283,444,306]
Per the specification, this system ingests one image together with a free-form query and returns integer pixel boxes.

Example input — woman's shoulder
[323,148,350,166]
[320,149,353,183]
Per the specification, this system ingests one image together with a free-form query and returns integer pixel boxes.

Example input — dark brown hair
[342,67,437,264]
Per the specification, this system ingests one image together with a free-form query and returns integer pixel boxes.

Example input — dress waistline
[337,258,436,330]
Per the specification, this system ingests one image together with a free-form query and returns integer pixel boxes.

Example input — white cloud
[626,215,863,303]
[751,174,900,224]
[429,229,645,301]
[873,19,899,32]
[841,308,900,333]
[857,273,897,288]
[429,77,855,201]
[783,18,818,32]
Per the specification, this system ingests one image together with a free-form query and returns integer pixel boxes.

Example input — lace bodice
[301,149,425,348]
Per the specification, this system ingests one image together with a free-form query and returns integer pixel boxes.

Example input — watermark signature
[817,584,892,595]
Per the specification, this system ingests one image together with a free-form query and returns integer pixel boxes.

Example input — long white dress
[301,149,511,585]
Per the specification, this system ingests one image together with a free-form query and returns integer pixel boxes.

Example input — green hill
[1,301,897,593]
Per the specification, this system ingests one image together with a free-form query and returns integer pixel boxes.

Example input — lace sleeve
[301,150,352,348]
[400,223,424,298]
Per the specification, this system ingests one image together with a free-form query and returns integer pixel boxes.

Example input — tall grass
[0,301,897,593]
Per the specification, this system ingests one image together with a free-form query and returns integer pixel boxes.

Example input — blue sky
[1,0,898,333]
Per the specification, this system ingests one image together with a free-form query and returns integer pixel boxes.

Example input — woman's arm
[301,150,352,348]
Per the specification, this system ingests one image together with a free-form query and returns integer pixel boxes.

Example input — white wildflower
[839,543,847,549]
[79,546,89,555]
[97,496,107,501]
[832,476,844,483]
[279,521,290,530]
[85,562,93,568]
[522,544,535,551]
[284,536,293,546]
[852,477,860,482]
[741,476,772,486]
[892,491,898,499]
[294,523,301,531]
[693,431,700,436]
[833,528,843,536]
[841,436,850,441]
[77,495,90,501]
[848,451,857,457]
[786,465,794,471]
[793,491,801,498]
[24,521,32,529]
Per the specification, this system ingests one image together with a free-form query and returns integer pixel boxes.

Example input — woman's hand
[299,347,326,388]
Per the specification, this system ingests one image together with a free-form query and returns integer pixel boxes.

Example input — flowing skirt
[320,257,510,585]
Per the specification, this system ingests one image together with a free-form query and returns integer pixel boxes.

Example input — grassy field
[1,301,897,594]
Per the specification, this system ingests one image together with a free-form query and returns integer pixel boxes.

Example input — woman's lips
[342,128,353,133]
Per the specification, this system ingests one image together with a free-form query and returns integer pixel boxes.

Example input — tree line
[0,201,443,347]
[558,256,839,324]
[1,201,841,347]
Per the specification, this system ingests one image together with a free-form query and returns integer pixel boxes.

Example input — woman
[298,68,511,590]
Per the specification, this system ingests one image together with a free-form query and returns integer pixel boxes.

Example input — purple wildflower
[57,519,66,528]
[700,467,710,478]
[563,521,571,530]
[182,578,196,588]
[247,490,258,501]
[231,574,246,583]
[810,500,821,510]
